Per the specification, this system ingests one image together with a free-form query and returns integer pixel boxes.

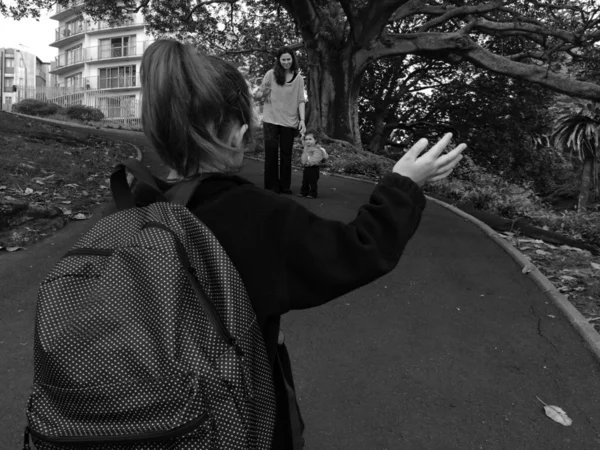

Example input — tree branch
[184,0,238,22]
[359,32,600,101]
[418,1,504,33]
[354,0,413,46]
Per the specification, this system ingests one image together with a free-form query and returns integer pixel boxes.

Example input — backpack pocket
[26,372,210,446]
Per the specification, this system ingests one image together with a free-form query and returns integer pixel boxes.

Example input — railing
[54,47,85,69]
[55,75,140,91]
[6,85,142,126]
[36,69,46,81]
[53,40,151,70]
[53,17,145,43]
[55,0,84,15]
[87,40,149,62]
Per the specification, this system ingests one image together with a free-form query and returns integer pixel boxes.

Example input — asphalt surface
[2,124,600,449]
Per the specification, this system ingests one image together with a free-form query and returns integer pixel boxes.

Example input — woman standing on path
[256,47,306,194]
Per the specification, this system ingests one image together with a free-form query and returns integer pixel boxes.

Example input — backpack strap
[276,337,305,449]
[164,175,208,206]
[110,160,167,210]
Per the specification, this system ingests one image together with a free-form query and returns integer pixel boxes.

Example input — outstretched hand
[393,133,466,187]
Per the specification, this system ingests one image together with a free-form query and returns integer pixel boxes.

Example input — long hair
[140,40,254,176]
[273,46,299,86]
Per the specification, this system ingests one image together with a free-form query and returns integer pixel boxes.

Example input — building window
[99,65,136,89]
[98,95,136,118]
[99,36,135,59]
[65,18,84,36]
[19,58,24,68]
[4,77,14,89]
[5,57,14,68]
[66,45,83,65]
[65,72,83,88]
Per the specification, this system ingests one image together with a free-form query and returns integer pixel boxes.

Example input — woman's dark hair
[140,39,254,177]
[273,46,299,86]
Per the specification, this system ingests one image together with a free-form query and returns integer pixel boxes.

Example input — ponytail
[141,40,253,176]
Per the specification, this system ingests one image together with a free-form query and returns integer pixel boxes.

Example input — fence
[5,84,142,127]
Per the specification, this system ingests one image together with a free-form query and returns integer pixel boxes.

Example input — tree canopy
[4,0,600,145]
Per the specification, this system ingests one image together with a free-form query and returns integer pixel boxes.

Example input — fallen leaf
[4,196,17,201]
[559,275,576,282]
[6,247,26,252]
[536,397,572,427]
[536,249,550,256]
[520,246,532,250]
[548,315,556,319]
[591,262,600,271]
[61,200,72,204]
[82,190,89,197]
[35,180,45,185]
[522,265,533,274]
[0,186,6,190]
[24,188,34,195]
[72,213,87,220]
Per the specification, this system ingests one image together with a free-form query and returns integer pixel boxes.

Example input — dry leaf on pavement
[536,396,572,426]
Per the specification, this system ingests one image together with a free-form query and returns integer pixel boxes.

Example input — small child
[298,131,328,199]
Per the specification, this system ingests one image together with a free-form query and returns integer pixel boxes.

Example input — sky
[0,9,58,62]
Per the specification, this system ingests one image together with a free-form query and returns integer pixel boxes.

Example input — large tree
[5,0,600,146]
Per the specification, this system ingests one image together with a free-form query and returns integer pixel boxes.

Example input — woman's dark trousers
[263,122,296,192]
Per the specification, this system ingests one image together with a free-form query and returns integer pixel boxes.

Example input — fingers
[423,133,454,160]
[436,143,467,167]
[404,138,429,160]
[437,152,465,173]
[429,167,454,183]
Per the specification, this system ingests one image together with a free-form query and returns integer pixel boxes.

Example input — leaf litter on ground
[0,112,137,249]
[498,231,600,333]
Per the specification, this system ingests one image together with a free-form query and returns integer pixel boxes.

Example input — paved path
[2,123,600,449]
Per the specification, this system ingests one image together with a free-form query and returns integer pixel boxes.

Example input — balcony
[52,47,85,73]
[58,75,140,92]
[50,41,151,74]
[86,40,150,63]
[51,16,146,47]
[50,0,84,21]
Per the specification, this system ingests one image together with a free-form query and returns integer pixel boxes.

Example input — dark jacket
[111,170,426,448]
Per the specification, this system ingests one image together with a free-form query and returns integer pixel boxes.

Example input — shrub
[65,105,105,121]
[13,99,64,117]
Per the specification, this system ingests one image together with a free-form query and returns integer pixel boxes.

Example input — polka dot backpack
[23,160,277,450]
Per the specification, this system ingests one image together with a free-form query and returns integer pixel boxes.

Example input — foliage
[65,105,105,122]
[12,99,64,117]
[552,99,600,162]
[4,1,600,145]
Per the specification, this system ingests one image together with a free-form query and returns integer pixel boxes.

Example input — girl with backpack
[24,39,465,450]
[139,39,465,448]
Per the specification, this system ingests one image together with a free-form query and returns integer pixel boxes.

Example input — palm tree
[552,100,600,211]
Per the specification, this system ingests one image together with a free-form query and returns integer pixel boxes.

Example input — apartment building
[0,48,51,111]
[49,0,152,123]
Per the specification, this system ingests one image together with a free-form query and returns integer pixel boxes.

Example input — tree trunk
[367,113,395,154]
[577,156,594,212]
[305,45,364,147]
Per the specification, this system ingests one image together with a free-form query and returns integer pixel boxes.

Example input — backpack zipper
[61,223,244,358]
[23,412,208,448]
[142,221,244,358]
